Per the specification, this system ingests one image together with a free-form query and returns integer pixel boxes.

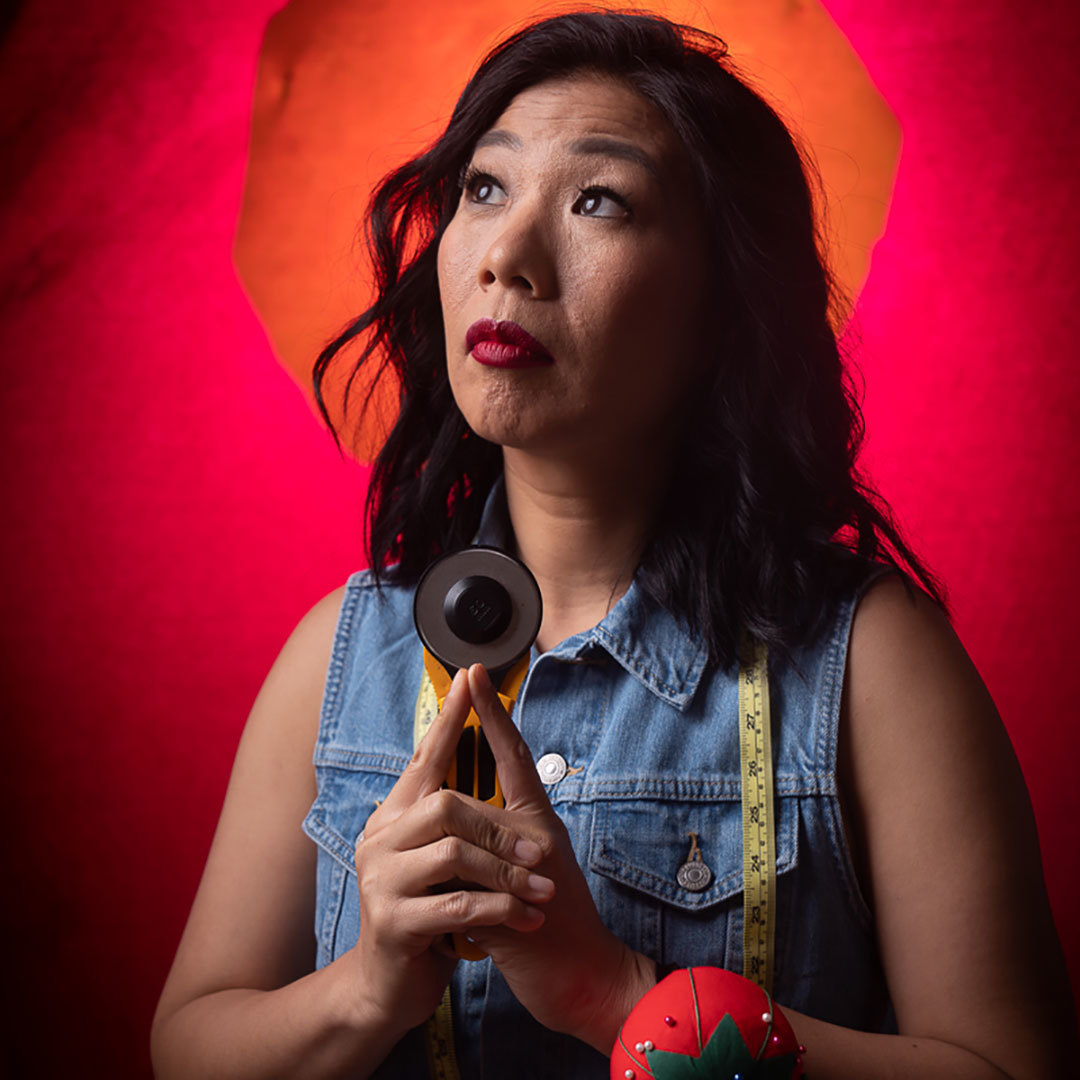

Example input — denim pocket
[587,796,798,969]
[302,759,403,966]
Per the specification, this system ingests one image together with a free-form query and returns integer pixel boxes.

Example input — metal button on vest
[676,832,712,891]
[536,752,568,785]
[676,861,712,891]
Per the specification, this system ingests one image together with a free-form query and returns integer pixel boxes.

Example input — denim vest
[303,490,893,1077]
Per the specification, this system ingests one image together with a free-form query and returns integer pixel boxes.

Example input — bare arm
[150,587,400,1078]
[787,575,1077,1078]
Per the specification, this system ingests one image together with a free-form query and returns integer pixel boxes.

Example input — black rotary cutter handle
[450,716,499,805]
[436,569,520,805]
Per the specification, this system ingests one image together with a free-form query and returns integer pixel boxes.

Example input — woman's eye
[573,187,630,219]
[463,169,507,206]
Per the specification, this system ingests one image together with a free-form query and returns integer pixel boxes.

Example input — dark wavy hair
[313,8,944,665]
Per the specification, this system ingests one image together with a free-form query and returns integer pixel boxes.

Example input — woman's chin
[454,382,616,461]
[459,400,563,454]
[465,418,547,453]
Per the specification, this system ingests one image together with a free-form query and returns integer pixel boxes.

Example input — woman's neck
[501,446,667,652]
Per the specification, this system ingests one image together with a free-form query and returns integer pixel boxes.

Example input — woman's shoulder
[234,572,415,767]
[252,584,352,719]
[841,568,997,767]
[846,570,960,702]
[263,570,409,685]
[275,570,416,680]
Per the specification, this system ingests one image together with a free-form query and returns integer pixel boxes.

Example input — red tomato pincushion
[611,967,805,1079]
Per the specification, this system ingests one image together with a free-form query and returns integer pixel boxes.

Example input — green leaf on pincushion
[644,1014,798,1079]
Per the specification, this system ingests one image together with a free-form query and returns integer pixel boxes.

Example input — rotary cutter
[413,546,543,960]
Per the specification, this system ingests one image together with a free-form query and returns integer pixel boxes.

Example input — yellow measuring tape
[424,986,461,1080]
[738,638,775,992]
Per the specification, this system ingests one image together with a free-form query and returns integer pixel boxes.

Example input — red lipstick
[465,318,555,368]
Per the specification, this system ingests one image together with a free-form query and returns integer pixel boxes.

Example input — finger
[468,663,551,808]
[380,667,472,815]
[379,787,544,868]
[459,925,512,953]
[400,890,546,936]
[394,834,555,902]
[431,934,460,961]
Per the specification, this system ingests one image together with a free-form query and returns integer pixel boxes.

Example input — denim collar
[475,475,707,711]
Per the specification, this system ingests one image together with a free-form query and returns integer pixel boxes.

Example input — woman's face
[437,73,707,464]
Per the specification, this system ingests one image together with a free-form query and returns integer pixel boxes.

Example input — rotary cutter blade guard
[413,546,542,684]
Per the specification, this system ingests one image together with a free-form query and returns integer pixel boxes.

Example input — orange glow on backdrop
[235,0,899,459]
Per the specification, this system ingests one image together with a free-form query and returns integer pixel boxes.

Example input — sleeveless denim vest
[303,489,893,1078]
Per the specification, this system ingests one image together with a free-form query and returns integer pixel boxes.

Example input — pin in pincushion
[611,967,805,1079]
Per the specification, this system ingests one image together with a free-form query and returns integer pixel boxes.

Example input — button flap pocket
[589,796,798,911]
[302,764,400,876]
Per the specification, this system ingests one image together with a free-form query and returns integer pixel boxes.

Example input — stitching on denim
[592,801,739,906]
[592,626,701,706]
[317,573,370,749]
[819,599,844,780]
[588,798,798,909]
[513,644,544,718]
[543,774,830,803]
[314,858,332,966]
[314,749,410,774]
[302,812,333,966]
[823,791,874,931]
[820,566,894,777]
[821,566,895,929]
[306,813,360,876]
[326,858,349,964]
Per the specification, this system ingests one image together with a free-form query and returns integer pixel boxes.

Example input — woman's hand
[462,664,657,1054]
[347,669,555,1034]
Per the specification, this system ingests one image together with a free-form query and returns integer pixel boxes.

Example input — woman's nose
[476,210,557,299]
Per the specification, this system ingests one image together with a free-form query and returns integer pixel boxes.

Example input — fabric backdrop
[1,1,1076,1075]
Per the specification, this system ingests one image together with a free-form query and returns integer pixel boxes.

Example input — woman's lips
[465,318,555,368]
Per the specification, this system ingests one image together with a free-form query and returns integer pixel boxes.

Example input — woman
[151,11,1076,1078]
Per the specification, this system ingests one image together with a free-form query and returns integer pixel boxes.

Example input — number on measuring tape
[738,638,775,993]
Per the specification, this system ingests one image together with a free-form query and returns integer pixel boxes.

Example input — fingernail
[471,663,492,692]
[449,669,466,694]
[514,838,542,865]
[526,873,555,900]
[522,904,544,923]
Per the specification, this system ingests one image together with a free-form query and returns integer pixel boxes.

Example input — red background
[1,1,1077,1075]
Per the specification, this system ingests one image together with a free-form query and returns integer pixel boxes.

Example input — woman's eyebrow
[474,129,522,152]
[568,135,661,181]
[472,129,661,181]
